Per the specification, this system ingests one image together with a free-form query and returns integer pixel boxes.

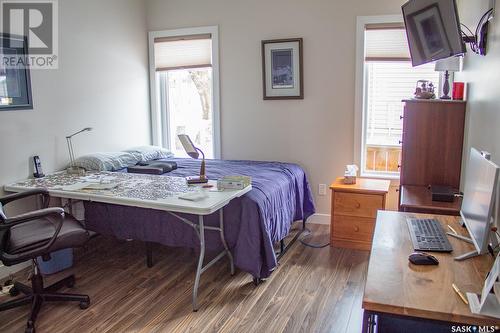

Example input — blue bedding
[83,158,315,278]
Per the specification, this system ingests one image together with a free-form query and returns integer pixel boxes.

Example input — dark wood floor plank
[302,249,357,333]
[250,248,318,333]
[320,251,368,333]
[222,245,316,333]
[0,224,369,333]
[281,246,346,333]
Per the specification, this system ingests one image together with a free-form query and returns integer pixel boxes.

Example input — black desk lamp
[178,134,208,184]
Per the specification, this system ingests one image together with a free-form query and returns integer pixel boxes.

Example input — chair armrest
[1,207,65,264]
[0,207,66,265]
[0,189,50,208]
[0,207,64,256]
[2,207,64,230]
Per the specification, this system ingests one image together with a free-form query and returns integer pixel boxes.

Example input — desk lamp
[178,134,208,184]
[435,56,462,100]
[66,127,92,175]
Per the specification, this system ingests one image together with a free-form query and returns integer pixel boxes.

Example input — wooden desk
[362,211,498,332]
[399,185,462,216]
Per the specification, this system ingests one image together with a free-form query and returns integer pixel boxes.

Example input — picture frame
[262,38,303,100]
[0,33,33,111]
[408,4,452,61]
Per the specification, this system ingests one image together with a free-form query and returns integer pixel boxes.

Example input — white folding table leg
[169,210,234,311]
[219,209,234,275]
[192,215,205,312]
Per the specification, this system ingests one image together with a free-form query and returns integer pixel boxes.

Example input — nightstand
[330,177,390,251]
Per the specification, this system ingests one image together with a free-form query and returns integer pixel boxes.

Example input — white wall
[456,0,500,163]
[146,0,404,215]
[0,0,150,193]
[456,0,500,221]
[0,0,150,277]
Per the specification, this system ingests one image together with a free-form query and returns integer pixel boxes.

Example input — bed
[83,158,315,279]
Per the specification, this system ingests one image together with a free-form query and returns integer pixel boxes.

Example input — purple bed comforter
[83,159,315,278]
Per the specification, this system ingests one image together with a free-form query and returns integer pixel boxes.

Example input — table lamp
[66,127,92,175]
[435,56,462,100]
[178,134,208,184]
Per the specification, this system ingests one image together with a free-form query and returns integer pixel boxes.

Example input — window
[357,20,439,178]
[149,27,220,158]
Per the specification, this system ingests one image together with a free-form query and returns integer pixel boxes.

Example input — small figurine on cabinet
[414,80,436,99]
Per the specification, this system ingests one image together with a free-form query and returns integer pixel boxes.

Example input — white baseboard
[307,213,331,225]
[0,262,30,280]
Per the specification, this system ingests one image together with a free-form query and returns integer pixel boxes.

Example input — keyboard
[406,218,453,252]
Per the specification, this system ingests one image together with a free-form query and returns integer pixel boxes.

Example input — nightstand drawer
[332,215,375,242]
[333,192,383,218]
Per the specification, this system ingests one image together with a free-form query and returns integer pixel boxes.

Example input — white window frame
[354,15,405,180]
[148,26,221,159]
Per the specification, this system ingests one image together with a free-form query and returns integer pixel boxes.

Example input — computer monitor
[457,148,499,260]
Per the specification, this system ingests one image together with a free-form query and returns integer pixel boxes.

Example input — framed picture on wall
[0,33,33,111]
[262,38,303,100]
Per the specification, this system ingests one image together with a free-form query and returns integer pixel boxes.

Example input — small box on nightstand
[330,177,390,251]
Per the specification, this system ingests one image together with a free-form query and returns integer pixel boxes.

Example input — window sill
[360,171,400,181]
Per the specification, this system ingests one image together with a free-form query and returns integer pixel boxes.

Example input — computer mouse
[408,252,439,265]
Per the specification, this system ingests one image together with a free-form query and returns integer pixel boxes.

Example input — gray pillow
[123,145,174,162]
[72,152,140,171]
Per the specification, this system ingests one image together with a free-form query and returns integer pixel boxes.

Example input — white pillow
[123,145,173,162]
[72,152,140,171]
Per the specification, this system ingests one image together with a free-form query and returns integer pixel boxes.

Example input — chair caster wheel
[66,276,75,288]
[25,321,35,333]
[9,286,19,297]
[79,300,90,309]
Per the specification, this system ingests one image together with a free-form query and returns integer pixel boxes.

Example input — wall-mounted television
[402,0,466,66]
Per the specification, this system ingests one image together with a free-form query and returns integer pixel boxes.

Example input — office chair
[0,189,91,333]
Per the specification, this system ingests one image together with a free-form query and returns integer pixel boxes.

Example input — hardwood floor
[0,224,369,333]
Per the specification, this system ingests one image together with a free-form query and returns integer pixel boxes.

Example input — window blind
[365,24,411,62]
[365,62,439,146]
[154,34,212,71]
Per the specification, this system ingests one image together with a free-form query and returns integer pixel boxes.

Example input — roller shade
[365,24,411,62]
[154,34,212,71]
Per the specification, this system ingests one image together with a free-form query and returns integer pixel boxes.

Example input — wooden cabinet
[330,178,390,251]
[399,100,466,214]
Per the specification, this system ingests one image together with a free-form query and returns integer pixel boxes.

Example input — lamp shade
[66,127,93,139]
[434,56,462,72]
[178,134,200,159]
